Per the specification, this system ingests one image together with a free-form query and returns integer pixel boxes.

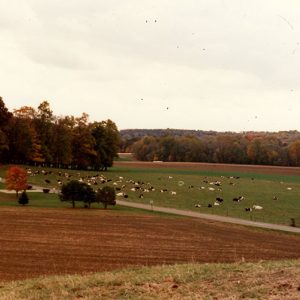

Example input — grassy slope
[1,165,300,225]
[1,260,300,299]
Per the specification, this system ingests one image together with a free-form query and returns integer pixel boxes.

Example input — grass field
[0,163,300,225]
[1,260,300,299]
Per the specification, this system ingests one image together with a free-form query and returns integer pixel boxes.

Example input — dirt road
[117,200,300,233]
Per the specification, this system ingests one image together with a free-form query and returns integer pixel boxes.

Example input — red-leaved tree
[5,166,27,197]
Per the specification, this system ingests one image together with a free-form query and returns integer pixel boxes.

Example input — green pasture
[0,188,179,218]
[0,164,299,225]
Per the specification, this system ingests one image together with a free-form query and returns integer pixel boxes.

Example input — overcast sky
[1,0,300,132]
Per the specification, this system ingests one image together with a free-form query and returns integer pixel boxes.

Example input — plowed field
[1,207,300,282]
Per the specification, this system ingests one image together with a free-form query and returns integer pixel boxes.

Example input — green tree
[97,186,116,209]
[0,96,12,126]
[72,113,97,169]
[0,97,12,162]
[50,117,73,167]
[60,180,96,208]
[92,120,121,170]
[34,101,54,162]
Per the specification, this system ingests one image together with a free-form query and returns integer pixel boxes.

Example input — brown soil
[114,161,300,176]
[0,207,299,282]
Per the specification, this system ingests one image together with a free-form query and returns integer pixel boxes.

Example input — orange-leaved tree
[5,166,27,197]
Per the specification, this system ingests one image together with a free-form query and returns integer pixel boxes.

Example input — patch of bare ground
[0,207,300,282]
[115,161,300,176]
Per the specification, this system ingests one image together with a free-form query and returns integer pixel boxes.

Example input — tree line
[0,97,120,170]
[128,133,300,166]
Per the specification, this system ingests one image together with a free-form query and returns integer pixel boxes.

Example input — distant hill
[120,128,218,139]
[120,129,300,166]
[120,128,300,144]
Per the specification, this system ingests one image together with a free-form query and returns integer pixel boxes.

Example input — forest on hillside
[120,129,300,166]
[2,96,300,168]
[0,97,120,170]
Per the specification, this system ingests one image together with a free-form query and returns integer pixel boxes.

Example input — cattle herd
[23,167,282,214]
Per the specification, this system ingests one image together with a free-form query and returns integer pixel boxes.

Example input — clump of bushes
[59,180,116,209]
[18,191,29,205]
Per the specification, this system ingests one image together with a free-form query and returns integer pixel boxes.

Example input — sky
[1,0,300,132]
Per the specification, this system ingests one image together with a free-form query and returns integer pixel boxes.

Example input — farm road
[117,200,300,234]
[2,177,299,234]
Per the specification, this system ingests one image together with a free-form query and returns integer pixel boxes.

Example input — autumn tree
[7,117,37,163]
[132,136,159,161]
[5,166,27,197]
[71,113,97,169]
[288,141,300,166]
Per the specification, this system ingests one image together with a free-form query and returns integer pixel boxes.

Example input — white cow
[253,205,263,210]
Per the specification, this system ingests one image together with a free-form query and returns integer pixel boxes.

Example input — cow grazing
[171,191,177,195]
[233,196,244,202]
[45,179,51,184]
[245,207,252,212]
[195,204,201,208]
[216,197,223,203]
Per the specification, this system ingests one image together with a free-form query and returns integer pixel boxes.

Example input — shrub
[18,191,29,205]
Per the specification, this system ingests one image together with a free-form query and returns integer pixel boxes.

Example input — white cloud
[1,0,300,131]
